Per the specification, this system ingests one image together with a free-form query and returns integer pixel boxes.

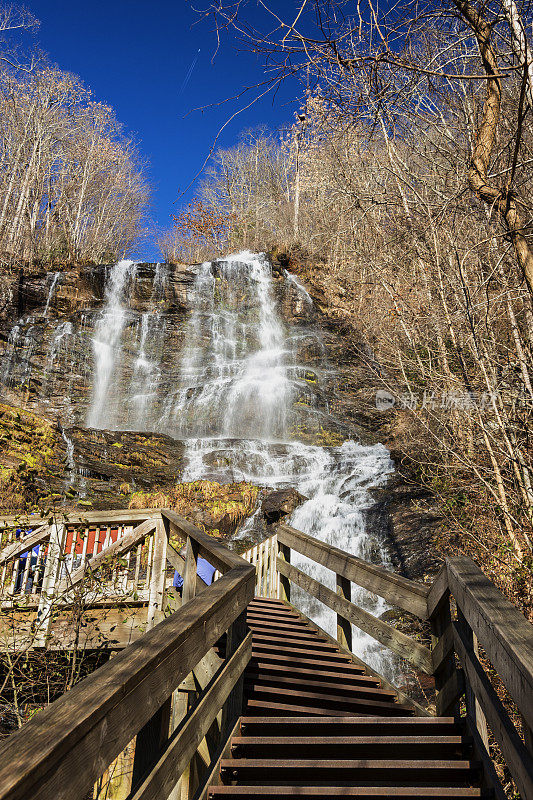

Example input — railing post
[221,611,248,734]
[428,569,459,717]
[131,695,172,793]
[278,541,290,602]
[336,573,352,651]
[182,535,199,604]
[35,523,66,645]
[147,516,168,629]
[457,608,489,750]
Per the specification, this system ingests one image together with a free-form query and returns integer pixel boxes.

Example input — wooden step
[247,623,333,642]
[245,683,401,711]
[251,632,345,652]
[247,652,367,675]
[246,660,378,684]
[245,698,414,717]
[248,598,290,608]
[244,673,392,699]
[251,642,357,663]
[230,735,470,759]
[209,787,485,798]
[239,717,461,737]
[245,617,313,633]
[245,686,414,715]
[219,758,480,785]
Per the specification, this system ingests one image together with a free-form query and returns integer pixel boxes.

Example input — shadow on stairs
[209,597,486,800]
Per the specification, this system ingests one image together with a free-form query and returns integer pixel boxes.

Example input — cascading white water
[0,251,397,677]
[43,272,61,317]
[41,321,73,397]
[87,260,136,429]
[129,264,167,429]
[164,251,396,677]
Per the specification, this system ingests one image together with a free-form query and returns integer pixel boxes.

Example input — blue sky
[21,1,300,259]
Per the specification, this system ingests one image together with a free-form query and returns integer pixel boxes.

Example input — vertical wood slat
[35,524,66,642]
[20,549,32,594]
[336,573,352,651]
[270,535,277,597]
[429,579,458,717]
[262,540,269,597]
[9,556,18,594]
[252,544,258,595]
[145,534,154,592]
[33,546,46,595]
[81,528,89,565]
[278,541,290,602]
[458,607,490,750]
[182,535,199,605]
[147,518,168,629]
[134,543,142,589]
[92,527,100,558]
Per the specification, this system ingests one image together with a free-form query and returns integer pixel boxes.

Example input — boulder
[261,487,306,524]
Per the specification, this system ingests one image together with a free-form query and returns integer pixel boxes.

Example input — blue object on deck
[173,556,216,589]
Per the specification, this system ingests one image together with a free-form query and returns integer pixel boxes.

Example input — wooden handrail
[277,557,433,673]
[276,523,430,619]
[162,509,249,575]
[272,522,533,799]
[0,512,256,800]
[0,508,162,530]
[446,556,533,733]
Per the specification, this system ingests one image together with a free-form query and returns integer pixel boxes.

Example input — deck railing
[269,522,533,800]
[0,511,532,799]
[0,509,255,800]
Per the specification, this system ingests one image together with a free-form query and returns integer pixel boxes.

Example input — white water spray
[87,260,136,429]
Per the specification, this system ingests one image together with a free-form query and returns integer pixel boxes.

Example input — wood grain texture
[161,510,247,574]
[0,564,255,800]
[130,632,252,800]
[277,524,429,619]
[277,558,433,674]
[453,621,533,800]
[447,556,533,732]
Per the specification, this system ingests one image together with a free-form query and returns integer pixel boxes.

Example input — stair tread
[246,684,401,708]
[248,651,365,670]
[246,699,413,717]
[244,675,396,698]
[251,633,340,650]
[221,759,478,769]
[210,791,483,797]
[209,788,484,797]
[231,736,467,746]
[240,716,457,725]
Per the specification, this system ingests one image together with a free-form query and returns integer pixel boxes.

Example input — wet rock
[67,427,186,508]
[261,487,306,523]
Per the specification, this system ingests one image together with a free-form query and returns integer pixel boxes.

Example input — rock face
[0,254,440,586]
[66,427,187,509]
[261,488,306,524]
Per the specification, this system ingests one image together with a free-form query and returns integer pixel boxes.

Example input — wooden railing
[271,522,533,800]
[0,509,255,800]
[1,510,532,799]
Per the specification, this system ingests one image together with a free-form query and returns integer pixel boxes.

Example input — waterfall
[129,264,167,430]
[0,251,397,676]
[43,272,61,317]
[41,321,73,398]
[87,260,136,429]
[163,251,396,677]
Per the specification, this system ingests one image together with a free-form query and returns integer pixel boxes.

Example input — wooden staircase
[208,597,485,800]
[0,510,531,800]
